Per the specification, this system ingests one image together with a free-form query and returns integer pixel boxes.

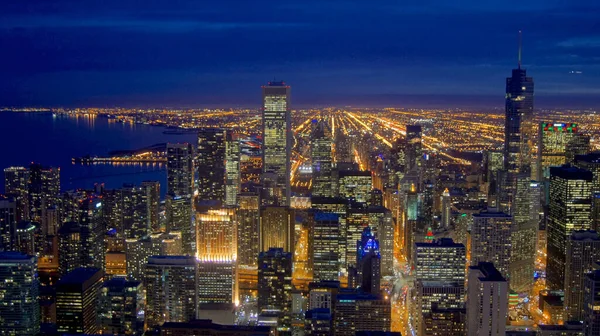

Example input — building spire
[518,30,522,69]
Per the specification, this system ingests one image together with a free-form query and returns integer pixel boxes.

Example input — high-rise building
[471,211,512,279]
[484,151,504,209]
[56,267,104,334]
[406,125,423,174]
[3,166,30,221]
[124,232,182,281]
[547,166,593,290]
[144,256,198,329]
[0,196,17,251]
[573,152,600,231]
[197,260,235,304]
[58,222,82,275]
[120,183,151,239]
[166,195,195,255]
[15,221,36,255]
[258,248,293,333]
[422,305,466,336]
[333,291,391,335]
[338,170,372,203]
[197,128,226,202]
[141,180,161,233]
[311,120,334,198]
[565,134,591,164]
[261,81,292,207]
[356,227,381,295]
[28,163,60,223]
[583,265,600,336]
[167,143,194,197]
[260,206,294,252]
[236,193,260,268]
[501,38,534,213]
[537,122,580,181]
[80,198,106,271]
[0,252,40,335]
[441,188,452,228]
[564,230,600,321]
[466,262,508,336]
[99,277,143,335]
[309,212,340,282]
[225,132,241,207]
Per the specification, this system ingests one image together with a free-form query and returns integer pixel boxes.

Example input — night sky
[1,1,599,108]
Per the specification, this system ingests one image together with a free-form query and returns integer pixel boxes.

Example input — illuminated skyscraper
[537,122,580,181]
[28,163,60,223]
[547,166,593,290]
[574,152,600,231]
[441,188,451,228]
[484,151,504,209]
[125,232,182,281]
[197,209,236,262]
[120,183,150,239]
[309,212,340,282]
[0,197,17,252]
[583,265,600,335]
[0,252,40,335]
[338,170,372,203]
[197,128,226,202]
[99,277,143,335]
[141,180,161,233]
[311,121,334,197]
[405,125,423,174]
[333,292,391,335]
[258,248,293,332]
[501,33,534,213]
[58,222,82,275]
[167,143,194,197]
[470,211,512,279]
[225,132,241,207]
[236,193,260,267]
[356,227,381,295]
[466,262,508,336]
[261,81,291,206]
[260,206,294,252]
[3,166,29,221]
[15,221,36,255]
[564,230,600,321]
[144,256,198,329]
[56,267,104,334]
[166,195,194,255]
[79,198,105,271]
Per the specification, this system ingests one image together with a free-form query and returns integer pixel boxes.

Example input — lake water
[0,111,198,197]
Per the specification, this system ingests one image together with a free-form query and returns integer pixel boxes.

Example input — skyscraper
[197,128,226,202]
[236,192,260,267]
[574,152,600,231]
[0,252,40,335]
[99,277,144,335]
[28,163,60,223]
[258,248,293,333]
[3,166,30,221]
[537,122,580,181]
[338,170,372,203]
[261,81,291,206]
[260,206,294,252]
[166,195,194,255]
[470,211,512,279]
[564,230,600,321]
[405,125,423,174]
[311,120,334,197]
[333,292,391,335]
[58,221,82,275]
[79,198,105,271]
[0,196,17,252]
[583,265,600,335]
[547,166,593,290]
[167,143,194,197]
[225,132,241,207]
[141,180,161,233]
[310,212,340,282]
[144,256,198,329]
[356,227,381,295]
[466,262,508,336]
[56,267,104,334]
[501,33,534,213]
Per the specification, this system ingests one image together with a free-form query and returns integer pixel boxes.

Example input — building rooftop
[314,212,339,222]
[58,267,103,285]
[338,170,372,178]
[473,211,511,218]
[103,277,140,289]
[147,255,197,266]
[415,238,464,249]
[470,262,506,282]
[0,251,35,262]
[570,230,600,241]
[550,165,593,180]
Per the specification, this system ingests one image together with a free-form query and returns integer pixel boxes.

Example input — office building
[471,211,512,279]
[125,232,182,281]
[357,227,381,295]
[537,122,580,181]
[236,193,260,268]
[141,180,161,233]
[119,184,151,239]
[262,81,292,206]
[197,128,226,202]
[547,166,593,290]
[80,198,106,270]
[406,125,423,173]
[309,212,340,282]
[422,305,466,336]
[574,152,600,231]
[225,132,241,206]
[15,221,36,255]
[260,206,294,252]
[258,248,292,331]
[56,267,104,334]
[58,222,82,275]
[28,163,60,223]
[197,209,236,262]
[566,134,591,163]
[467,262,508,336]
[564,231,600,321]
[333,292,391,335]
[484,151,504,208]
[0,197,17,251]
[304,308,332,335]
[0,252,40,335]
[145,256,198,329]
[413,238,466,283]
[441,188,451,228]
[311,121,334,198]
[3,166,29,221]
[197,260,235,304]
[99,277,143,335]
[583,266,600,336]
[166,194,194,255]
[338,170,372,203]
[167,143,194,197]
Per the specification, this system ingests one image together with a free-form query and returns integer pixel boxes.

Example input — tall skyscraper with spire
[261,81,291,206]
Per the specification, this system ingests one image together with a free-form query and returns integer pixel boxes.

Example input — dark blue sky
[1,0,599,108]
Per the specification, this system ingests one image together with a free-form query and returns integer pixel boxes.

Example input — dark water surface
[0,112,197,197]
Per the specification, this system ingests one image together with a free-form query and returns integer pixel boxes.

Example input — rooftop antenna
[518,30,522,69]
